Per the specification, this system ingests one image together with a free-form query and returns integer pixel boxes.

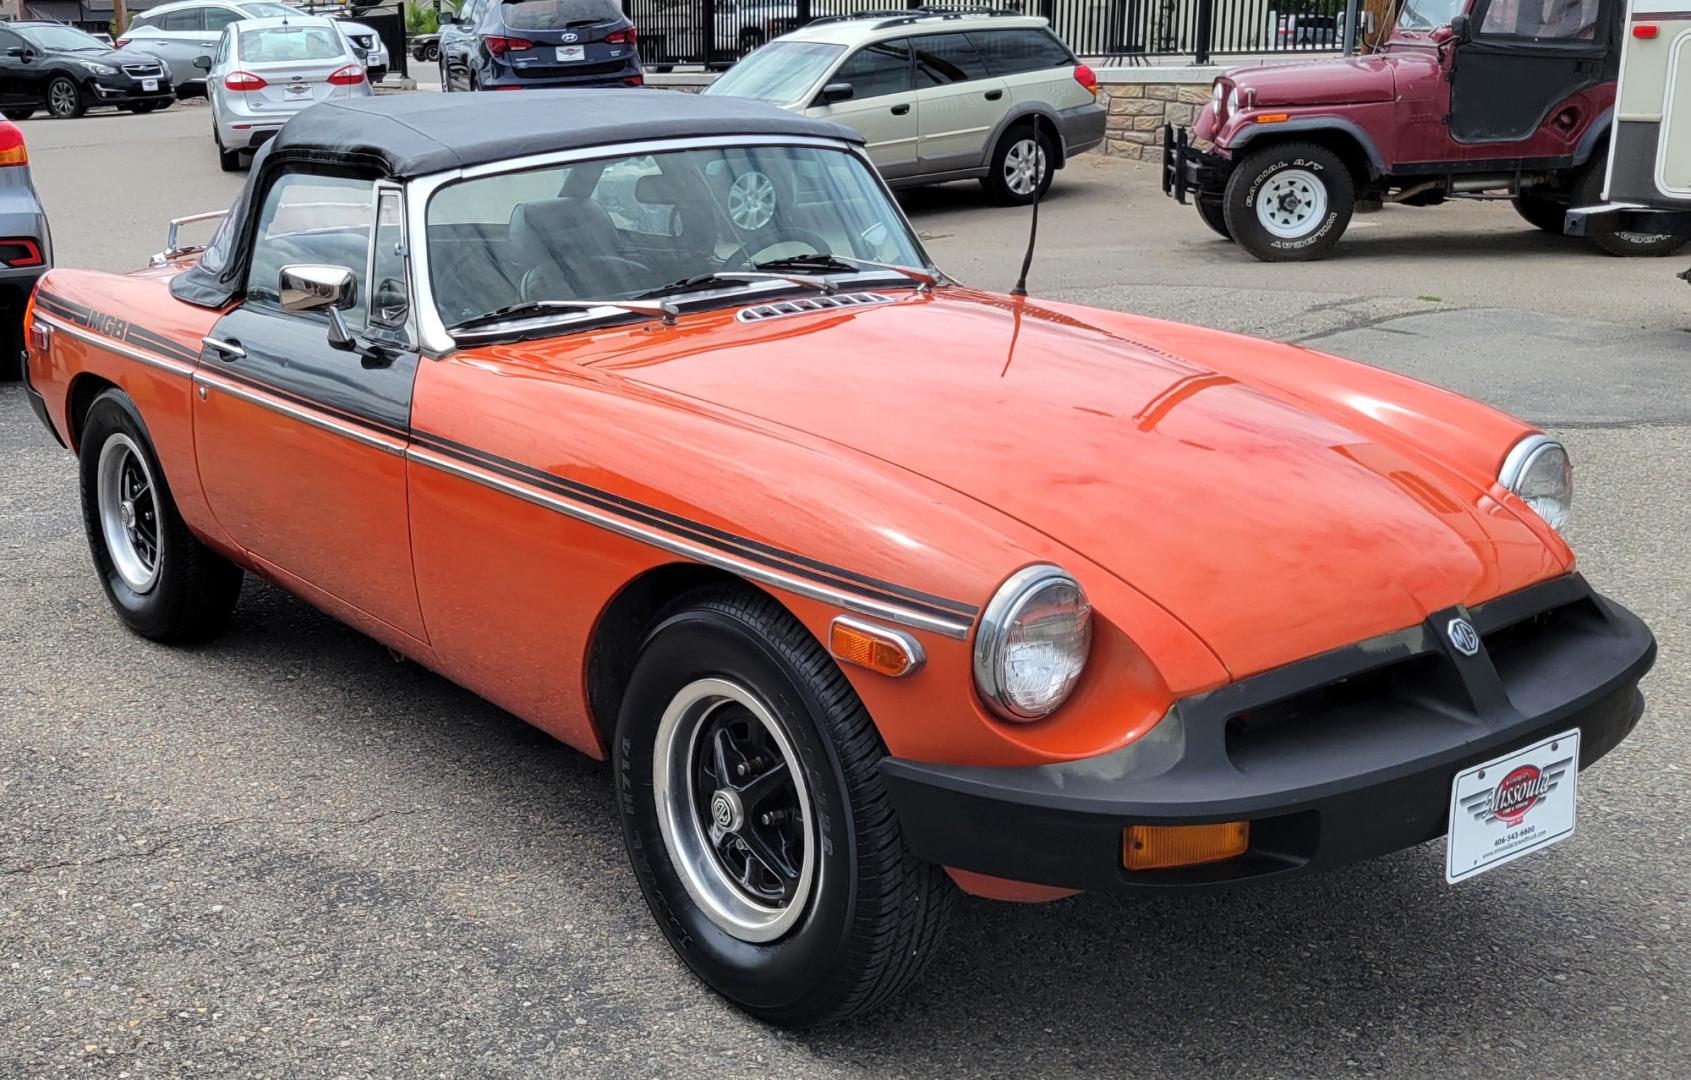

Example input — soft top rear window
[498,0,622,30]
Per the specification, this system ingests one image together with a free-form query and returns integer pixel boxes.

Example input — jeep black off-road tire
[615,585,955,1027]
[1224,141,1354,262]
[1512,187,1570,234]
[1196,194,1232,240]
[79,389,243,642]
[1574,160,1689,257]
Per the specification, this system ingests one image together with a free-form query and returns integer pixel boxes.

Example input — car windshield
[19,25,108,51]
[239,2,301,15]
[705,41,845,104]
[1397,0,1465,29]
[239,25,344,60]
[499,0,623,30]
[426,143,927,331]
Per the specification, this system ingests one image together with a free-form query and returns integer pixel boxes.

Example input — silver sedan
[203,15,371,172]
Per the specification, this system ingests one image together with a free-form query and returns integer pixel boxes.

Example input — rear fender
[980,104,1067,170]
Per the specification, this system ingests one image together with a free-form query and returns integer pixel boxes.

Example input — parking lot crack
[1,807,438,877]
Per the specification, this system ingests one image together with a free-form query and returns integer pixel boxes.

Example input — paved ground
[2,106,1688,1079]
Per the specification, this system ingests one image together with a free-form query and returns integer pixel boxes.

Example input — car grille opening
[122,63,163,76]
[736,292,893,322]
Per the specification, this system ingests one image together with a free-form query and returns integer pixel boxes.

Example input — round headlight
[973,565,1092,722]
[1500,435,1572,531]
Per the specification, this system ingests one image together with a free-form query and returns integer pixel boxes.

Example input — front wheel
[2,107,33,121]
[78,390,243,642]
[46,76,87,119]
[615,586,955,1027]
[1223,141,1354,261]
[982,125,1054,206]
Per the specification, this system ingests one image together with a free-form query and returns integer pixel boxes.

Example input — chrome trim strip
[194,371,406,457]
[35,313,195,378]
[830,615,926,676]
[408,445,972,639]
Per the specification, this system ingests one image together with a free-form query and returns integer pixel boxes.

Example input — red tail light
[1073,63,1097,97]
[1634,23,1659,37]
[327,64,365,85]
[606,26,637,45]
[223,71,266,91]
[0,237,43,268]
[0,121,26,167]
[484,36,534,56]
[623,75,643,86]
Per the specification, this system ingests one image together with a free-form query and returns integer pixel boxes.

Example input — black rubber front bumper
[1161,124,1229,204]
[880,575,1655,894]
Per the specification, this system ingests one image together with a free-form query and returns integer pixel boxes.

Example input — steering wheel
[740,227,832,265]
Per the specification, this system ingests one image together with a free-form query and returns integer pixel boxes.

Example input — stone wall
[1095,80,1215,161]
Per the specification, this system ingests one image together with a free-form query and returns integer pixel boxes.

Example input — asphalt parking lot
[2,105,1688,1078]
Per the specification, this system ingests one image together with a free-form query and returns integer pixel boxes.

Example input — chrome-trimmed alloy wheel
[47,78,80,118]
[652,676,816,943]
[96,433,163,594]
[1003,137,1046,197]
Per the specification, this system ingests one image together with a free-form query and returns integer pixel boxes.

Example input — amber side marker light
[829,616,923,678]
[1254,113,1291,124]
[1123,822,1249,871]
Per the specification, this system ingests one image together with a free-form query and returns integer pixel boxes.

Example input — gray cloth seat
[507,196,651,301]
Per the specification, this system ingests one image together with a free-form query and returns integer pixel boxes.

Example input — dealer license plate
[556,45,585,62]
[142,79,159,92]
[1446,729,1579,883]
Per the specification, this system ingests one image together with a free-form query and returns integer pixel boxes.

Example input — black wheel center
[694,706,804,906]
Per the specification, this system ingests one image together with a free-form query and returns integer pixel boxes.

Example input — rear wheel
[138,99,166,113]
[1513,188,1569,234]
[425,43,439,62]
[1574,160,1689,256]
[46,76,87,119]
[615,586,955,1027]
[1223,140,1353,262]
[1196,194,1232,239]
[982,125,1054,206]
[78,390,243,642]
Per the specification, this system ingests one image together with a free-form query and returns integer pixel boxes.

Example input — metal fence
[623,0,1346,69]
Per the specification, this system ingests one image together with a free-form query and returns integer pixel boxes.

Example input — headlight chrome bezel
[973,564,1093,723]
[79,60,117,75]
[1499,433,1572,532]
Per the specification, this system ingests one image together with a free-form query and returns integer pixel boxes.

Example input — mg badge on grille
[1447,616,1481,657]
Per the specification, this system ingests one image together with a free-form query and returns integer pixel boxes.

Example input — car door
[1448,0,1611,143]
[443,0,483,87]
[0,28,39,109]
[909,32,1008,175]
[193,172,427,641]
[808,38,919,179]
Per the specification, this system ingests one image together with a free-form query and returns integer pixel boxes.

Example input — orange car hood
[589,290,1561,676]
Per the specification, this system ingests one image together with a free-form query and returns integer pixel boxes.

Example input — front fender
[1218,114,1388,179]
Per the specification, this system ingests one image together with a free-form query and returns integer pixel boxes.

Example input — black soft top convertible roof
[266,89,863,178]
[170,89,864,308]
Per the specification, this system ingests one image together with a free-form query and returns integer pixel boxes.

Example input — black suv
[439,0,642,91]
[0,22,174,119]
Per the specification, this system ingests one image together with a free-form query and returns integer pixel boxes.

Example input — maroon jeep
[1162,0,1687,261]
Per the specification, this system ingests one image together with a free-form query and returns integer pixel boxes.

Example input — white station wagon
[705,10,1105,205]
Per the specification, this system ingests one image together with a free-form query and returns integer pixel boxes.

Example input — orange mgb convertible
[21,91,1656,1025]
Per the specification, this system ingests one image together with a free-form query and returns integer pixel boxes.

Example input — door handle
[984,89,1003,101]
[890,103,910,115]
[203,336,244,360]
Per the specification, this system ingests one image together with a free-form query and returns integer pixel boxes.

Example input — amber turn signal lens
[829,618,922,678]
[1254,113,1291,124]
[1123,822,1249,871]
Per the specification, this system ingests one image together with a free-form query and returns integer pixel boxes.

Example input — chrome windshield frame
[403,134,942,356]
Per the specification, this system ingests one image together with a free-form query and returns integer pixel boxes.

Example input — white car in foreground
[203,15,371,171]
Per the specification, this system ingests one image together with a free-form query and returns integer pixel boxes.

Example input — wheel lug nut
[735,763,748,777]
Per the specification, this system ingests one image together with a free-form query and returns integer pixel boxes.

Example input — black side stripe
[35,298,981,623]
[411,428,979,619]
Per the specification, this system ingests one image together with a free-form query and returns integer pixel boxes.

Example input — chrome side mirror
[279,264,358,351]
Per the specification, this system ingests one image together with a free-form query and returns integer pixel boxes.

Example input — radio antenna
[1009,114,1045,298]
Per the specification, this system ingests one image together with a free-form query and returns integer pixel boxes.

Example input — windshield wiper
[752,253,940,291]
[449,297,678,335]
[632,270,833,301]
